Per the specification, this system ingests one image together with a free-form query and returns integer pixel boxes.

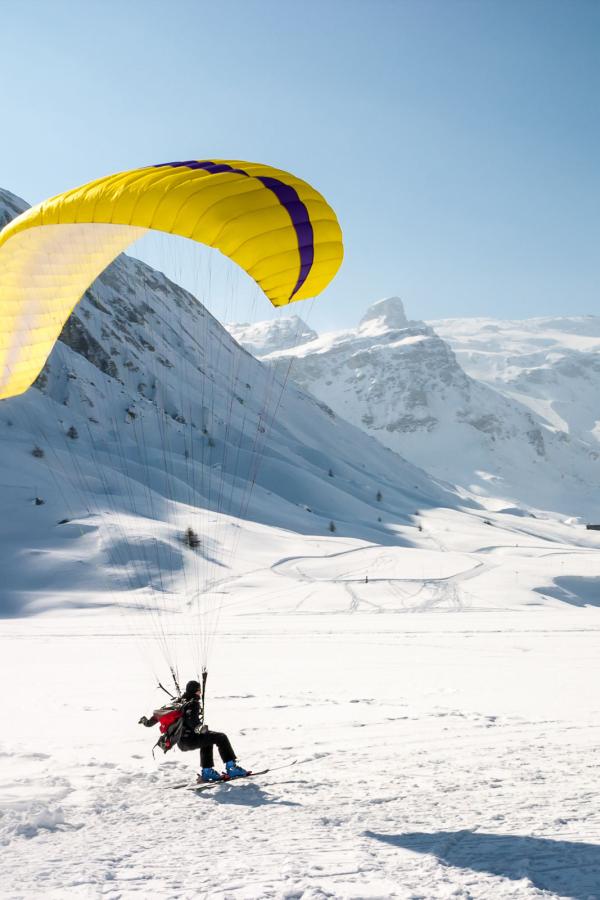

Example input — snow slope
[0,191,464,617]
[229,298,600,518]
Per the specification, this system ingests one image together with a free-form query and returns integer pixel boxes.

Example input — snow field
[3,601,600,899]
[1,476,599,897]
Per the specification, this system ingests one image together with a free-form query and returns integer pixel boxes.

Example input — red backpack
[153,704,185,753]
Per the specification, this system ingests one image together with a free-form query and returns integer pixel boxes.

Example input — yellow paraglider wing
[0,160,343,399]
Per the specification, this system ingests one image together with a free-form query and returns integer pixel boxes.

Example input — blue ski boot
[225,760,249,778]
[200,767,222,783]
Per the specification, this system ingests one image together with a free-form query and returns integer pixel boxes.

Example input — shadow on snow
[365,829,600,900]
[195,782,301,809]
[535,576,600,608]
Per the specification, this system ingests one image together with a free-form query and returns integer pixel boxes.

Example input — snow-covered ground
[3,612,600,898]
[3,514,600,899]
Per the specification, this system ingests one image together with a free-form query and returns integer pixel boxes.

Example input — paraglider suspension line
[170,666,181,697]
[157,681,176,700]
[197,668,208,771]
[201,667,208,720]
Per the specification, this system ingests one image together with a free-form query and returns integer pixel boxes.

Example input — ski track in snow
[270,544,486,614]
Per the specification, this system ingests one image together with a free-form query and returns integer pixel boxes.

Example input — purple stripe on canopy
[257,176,314,299]
[154,160,315,299]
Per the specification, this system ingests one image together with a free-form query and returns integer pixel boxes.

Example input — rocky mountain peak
[359,296,409,331]
[0,188,29,229]
[228,314,318,357]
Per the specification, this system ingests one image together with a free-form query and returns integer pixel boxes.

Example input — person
[139,679,249,782]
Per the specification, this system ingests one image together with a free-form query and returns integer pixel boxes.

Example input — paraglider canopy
[0,156,343,687]
[0,159,343,399]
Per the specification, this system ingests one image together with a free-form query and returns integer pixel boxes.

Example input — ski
[190,768,270,791]
[170,759,298,790]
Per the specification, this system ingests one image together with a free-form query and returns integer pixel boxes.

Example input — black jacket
[181,698,202,736]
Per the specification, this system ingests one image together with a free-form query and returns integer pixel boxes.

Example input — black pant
[178,730,236,768]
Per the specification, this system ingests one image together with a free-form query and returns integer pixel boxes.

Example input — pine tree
[184,526,201,549]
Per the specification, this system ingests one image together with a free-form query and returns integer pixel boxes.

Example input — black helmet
[184,679,201,699]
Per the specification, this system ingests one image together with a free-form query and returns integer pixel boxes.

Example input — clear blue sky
[2,0,598,329]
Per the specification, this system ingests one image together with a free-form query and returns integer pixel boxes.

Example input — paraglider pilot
[139,679,249,782]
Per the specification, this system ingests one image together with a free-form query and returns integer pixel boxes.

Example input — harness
[150,703,185,755]
[151,669,207,756]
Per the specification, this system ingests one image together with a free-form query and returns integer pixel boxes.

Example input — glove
[194,724,208,735]
[139,716,151,726]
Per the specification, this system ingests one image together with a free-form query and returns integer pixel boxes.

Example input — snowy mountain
[0,187,27,227]
[0,191,460,614]
[229,297,600,518]
[2,187,598,622]
[228,314,318,356]
[432,314,600,450]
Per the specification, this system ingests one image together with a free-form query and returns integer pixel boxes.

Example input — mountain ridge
[0,189,471,614]
[229,298,599,518]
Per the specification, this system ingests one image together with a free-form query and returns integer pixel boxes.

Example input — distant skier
[139,679,249,782]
